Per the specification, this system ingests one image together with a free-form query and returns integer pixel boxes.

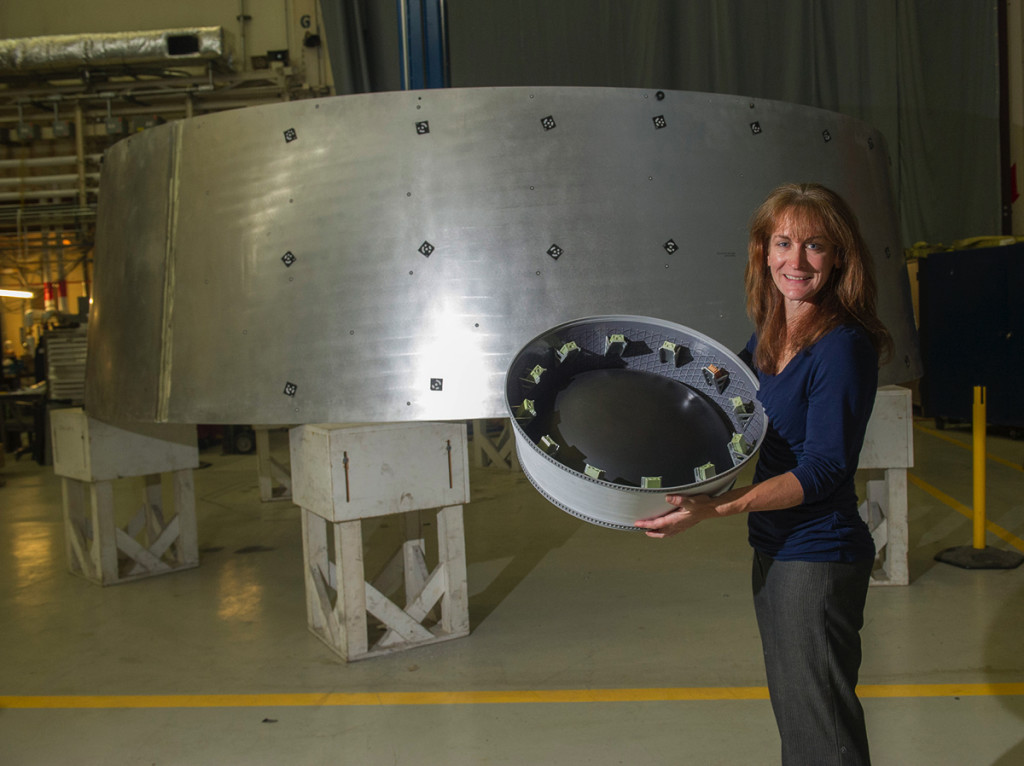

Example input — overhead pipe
[0,155,102,169]
[0,174,100,186]
[0,189,92,203]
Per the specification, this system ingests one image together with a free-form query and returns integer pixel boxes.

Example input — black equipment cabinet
[917,244,1024,429]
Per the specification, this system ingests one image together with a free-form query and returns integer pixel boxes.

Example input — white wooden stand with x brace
[858,385,914,586]
[290,422,471,661]
[50,408,200,586]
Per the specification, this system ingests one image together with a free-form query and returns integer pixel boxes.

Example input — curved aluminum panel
[504,315,767,530]
[86,86,919,424]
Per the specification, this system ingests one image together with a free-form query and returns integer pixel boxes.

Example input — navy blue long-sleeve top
[743,324,877,562]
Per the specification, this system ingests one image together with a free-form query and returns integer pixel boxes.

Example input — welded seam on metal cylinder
[156,122,183,422]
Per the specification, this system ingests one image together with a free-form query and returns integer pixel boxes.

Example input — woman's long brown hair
[744,183,893,374]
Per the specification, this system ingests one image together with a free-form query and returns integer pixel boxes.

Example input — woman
[636,183,892,765]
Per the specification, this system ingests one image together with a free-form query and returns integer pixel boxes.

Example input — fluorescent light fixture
[0,289,34,299]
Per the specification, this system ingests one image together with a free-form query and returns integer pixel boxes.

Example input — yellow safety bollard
[972,386,986,550]
[936,386,1024,569]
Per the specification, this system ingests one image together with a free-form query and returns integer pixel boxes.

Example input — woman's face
[766,210,838,313]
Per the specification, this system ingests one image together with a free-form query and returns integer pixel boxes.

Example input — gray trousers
[752,551,873,766]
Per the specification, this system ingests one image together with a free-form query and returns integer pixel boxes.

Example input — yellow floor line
[913,421,1024,473]
[3,684,1024,709]
[907,473,1024,552]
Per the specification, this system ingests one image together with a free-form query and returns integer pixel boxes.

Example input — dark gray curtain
[444,0,1000,247]
[321,0,1000,246]
[319,0,396,95]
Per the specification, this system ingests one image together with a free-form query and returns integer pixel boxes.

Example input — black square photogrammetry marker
[541,115,556,131]
[547,244,563,260]
[750,121,762,135]
[284,128,298,142]
[653,115,667,129]
[430,378,443,391]
[419,241,435,257]
[283,382,298,397]
[281,251,297,267]
[663,239,678,254]
[416,121,430,134]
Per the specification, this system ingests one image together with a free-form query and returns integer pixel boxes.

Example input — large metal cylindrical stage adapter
[86,86,919,426]
[505,316,766,530]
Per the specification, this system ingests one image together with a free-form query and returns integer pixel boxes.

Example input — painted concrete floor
[1,419,1023,765]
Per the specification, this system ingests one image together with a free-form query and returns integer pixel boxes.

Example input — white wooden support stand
[50,408,200,586]
[255,425,292,501]
[858,386,914,586]
[290,422,471,661]
[470,418,520,471]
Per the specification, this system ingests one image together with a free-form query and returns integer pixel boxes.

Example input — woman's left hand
[634,494,717,538]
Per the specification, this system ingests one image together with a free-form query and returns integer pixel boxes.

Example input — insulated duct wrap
[86,87,920,425]
[0,27,234,74]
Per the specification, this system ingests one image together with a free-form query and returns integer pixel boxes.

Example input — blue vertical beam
[422,0,448,89]
[397,0,449,90]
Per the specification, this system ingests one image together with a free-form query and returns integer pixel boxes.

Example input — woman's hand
[634,494,718,538]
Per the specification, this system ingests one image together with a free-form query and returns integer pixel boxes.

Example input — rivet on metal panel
[822,129,832,142]
[663,239,678,254]
[283,128,297,142]
[416,121,430,134]
[419,241,435,257]
[750,121,762,135]
[656,91,665,101]
[283,382,298,397]
[541,115,556,131]
[547,244,563,259]
[430,378,443,391]
[653,115,667,129]
[281,251,297,267]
